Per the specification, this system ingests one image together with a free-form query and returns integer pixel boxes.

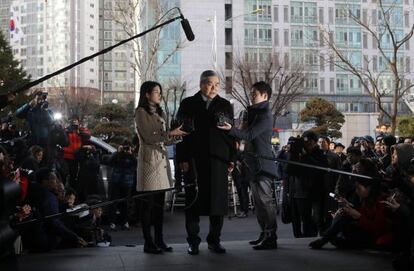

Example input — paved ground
[0,210,395,271]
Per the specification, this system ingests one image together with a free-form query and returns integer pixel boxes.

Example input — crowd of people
[274,132,414,270]
[0,71,413,271]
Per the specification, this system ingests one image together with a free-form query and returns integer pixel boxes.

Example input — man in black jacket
[218,81,278,250]
[176,70,234,255]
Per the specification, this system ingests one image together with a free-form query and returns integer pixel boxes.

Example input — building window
[225,28,232,45]
[284,6,289,23]
[362,9,367,25]
[319,7,324,24]
[284,53,289,68]
[90,25,94,29]
[225,77,232,94]
[330,78,335,93]
[406,57,411,73]
[225,52,233,70]
[406,39,410,50]
[273,6,278,22]
[373,55,378,72]
[320,56,325,71]
[225,4,232,21]
[274,29,279,46]
[372,10,377,25]
[363,33,368,49]
[284,29,289,46]
[329,55,334,71]
[329,7,334,24]
[320,78,325,93]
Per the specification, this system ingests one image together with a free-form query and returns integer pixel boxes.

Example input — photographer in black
[15,91,53,148]
[107,142,137,231]
[74,145,100,203]
[287,130,328,238]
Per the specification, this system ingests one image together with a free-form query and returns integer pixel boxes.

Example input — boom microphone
[180,18,195,41]
[177,8,195,41]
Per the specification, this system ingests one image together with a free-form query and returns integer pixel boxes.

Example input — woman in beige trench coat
[135,81,187,254]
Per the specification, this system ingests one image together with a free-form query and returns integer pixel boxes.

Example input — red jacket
[356,200,394,247]
[63,127,90,160]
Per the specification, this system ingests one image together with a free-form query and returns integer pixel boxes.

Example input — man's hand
[179,162,189,172]
[29,96,38,107]
[77,237,88,247]
[217,122,232,131]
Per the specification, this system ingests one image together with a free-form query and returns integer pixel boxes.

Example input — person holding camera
[287,130,328,238]
[176,70,234,255]
[107,142,137,231]
[217,81,278,250]
[15,91,53,148]
[63,116,91,188]
[135,81,187,254]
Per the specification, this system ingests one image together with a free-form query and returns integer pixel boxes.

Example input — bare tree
[58,87,98,122]
[161,78,186,129]
[229,54,307,126]
[319,0,414,134]
[109,0,185,88]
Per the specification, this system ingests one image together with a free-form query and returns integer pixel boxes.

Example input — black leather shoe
[249,232,264,245]
[208,243,226,254]
[156,242,173,252]
[187,244,199,255]
[308,238,328,250]
[144,242,163,254]
[253,234,278,250]
[144,246,163,254]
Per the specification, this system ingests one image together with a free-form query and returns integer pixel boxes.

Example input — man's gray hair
[200,70,219,84]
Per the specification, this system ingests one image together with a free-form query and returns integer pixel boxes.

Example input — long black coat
[176,91,234,216]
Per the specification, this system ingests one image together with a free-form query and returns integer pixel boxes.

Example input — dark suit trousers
[185,212,223,245]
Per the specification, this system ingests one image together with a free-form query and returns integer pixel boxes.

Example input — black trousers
[185,212,223,245]
[291,198,318,237]
[233,169,250,213]
[108,181,133,225]
[139,192,166,243]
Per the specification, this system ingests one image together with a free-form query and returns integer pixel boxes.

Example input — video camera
[287,136,304,156]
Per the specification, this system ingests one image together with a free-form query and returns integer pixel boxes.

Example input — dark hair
[353,158,381,207]
[28,145,43,157]
[318,136,330,144]
[137,81,164,116]
[251,81,272,99]
[65,187,77,197]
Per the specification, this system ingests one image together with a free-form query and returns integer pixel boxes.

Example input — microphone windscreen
[181,18,195,41]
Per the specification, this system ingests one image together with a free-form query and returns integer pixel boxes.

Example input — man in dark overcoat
[176,70,234,255]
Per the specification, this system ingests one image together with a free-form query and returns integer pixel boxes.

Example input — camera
[287,136,304,156]
[216,112,232,127]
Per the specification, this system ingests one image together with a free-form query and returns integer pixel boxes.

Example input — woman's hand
[380,198,400,212]
[217,122,232,130]
[169,125,189,137]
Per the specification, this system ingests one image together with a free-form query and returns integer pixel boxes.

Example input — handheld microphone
[177,8,195,41]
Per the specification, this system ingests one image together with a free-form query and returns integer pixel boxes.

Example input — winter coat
[15,103,53,147]
[176,91,235,216]
[228,101,277,178]
[135,107,175,191]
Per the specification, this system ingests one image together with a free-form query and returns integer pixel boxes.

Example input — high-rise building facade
[0,0,12,37]
[8,0,99,100]
[180,0,414,123]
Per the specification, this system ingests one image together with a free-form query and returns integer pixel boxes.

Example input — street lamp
[207,8,262,71]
